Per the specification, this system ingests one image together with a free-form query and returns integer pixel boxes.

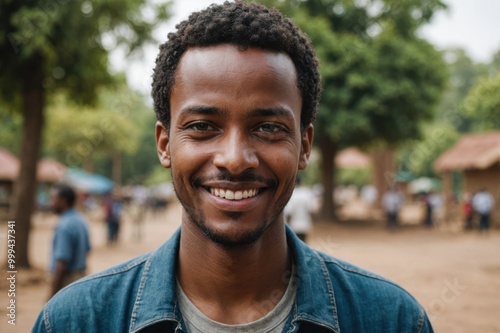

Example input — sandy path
[1,201,499,332]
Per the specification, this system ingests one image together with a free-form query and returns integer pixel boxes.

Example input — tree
[436,48,489,133]
[398,123,459,178]
[462,72,500,131]
[44,86,141,174]
[257,0,447,220]
[0,0,171,268]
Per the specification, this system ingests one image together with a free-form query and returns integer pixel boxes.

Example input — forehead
[175,44,297,81]
[170,44,301,118]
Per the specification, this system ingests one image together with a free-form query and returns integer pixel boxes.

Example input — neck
[177,211,291,324]
[58,206,72,215]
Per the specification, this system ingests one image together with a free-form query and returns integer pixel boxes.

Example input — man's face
[156,44,313,247]
[50,189,65,215]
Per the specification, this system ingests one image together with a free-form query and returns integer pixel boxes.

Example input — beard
[170,167,293,249]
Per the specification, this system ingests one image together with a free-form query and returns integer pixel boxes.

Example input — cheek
[170,143,211,180]
[268,145,299,169]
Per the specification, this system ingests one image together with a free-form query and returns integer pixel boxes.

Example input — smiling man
[33,1,433,332]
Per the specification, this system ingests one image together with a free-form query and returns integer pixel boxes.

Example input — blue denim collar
[60,207,77,217]
[129,226,339,332]
[129,229,182,332]
[288,226,340,332]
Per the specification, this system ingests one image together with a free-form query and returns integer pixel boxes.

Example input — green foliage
[398,123,459,177]
[462,73,500,131]
[336,168,371,187]
[258,0,447,150]
[120,110,159,185]
[299,154,321,186]
[41,80,166,187]
[0,107,22,154]
[436,48,489,133]
[0,0,172,106]
[144,165,172,187]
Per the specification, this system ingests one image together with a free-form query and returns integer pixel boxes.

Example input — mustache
[193,171,277,187]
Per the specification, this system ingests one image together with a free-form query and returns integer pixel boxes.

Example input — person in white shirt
[285,176,316,242]
[472,188,495,231]
[382,186,404,229]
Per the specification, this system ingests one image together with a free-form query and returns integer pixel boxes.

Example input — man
[285,176,316,242]
[472,187,494,232]
[104,192,123,245]
[47,183,91,298]
[382,185,405,229]
[33,2,433,332]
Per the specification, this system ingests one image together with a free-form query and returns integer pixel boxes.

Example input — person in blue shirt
[33,2,433,332]
[48,183,91,298]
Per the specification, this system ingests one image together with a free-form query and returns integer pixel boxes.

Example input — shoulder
[318,250,420,303]
[313,250,431,332]
[34,254,151,332]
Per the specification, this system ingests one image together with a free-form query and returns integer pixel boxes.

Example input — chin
[186,207,275,248]
[202,225,266,248]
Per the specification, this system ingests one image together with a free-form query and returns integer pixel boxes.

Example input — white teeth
[210,188,259,200]
[225,190,235,200]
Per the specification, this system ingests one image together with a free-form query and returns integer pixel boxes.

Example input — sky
[115,0,500,93]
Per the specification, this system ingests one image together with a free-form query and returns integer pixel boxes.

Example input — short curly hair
[152,0,321,131]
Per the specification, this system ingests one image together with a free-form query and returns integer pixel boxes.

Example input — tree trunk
[12,58,45,268]
[112,152,122,191]
[82,157,94,173]
[319,136,338,221]
[371,148,396,208]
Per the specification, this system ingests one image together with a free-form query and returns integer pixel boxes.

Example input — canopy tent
[408,177,442,194]
[63,168,114,194]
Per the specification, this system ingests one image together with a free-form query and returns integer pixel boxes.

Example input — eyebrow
[245,107,296,121]
[179,105,295,121]
[179,106,230,118]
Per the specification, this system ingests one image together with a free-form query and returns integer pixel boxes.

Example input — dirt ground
[1,200,499,333]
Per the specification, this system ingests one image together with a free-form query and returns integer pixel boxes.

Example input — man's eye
[257,124,285,133]
[188,122,214,132]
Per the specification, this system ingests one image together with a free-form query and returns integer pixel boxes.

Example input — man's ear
[298,124,314,170]
[155,121,171,168]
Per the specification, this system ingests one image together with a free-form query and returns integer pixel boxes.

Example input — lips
[210,188,259,200]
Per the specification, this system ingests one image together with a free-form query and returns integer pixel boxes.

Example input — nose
[213,129,259,175]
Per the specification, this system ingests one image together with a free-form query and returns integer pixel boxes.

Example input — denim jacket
[33,226,433,333]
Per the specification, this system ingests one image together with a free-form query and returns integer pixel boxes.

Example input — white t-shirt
[382,190,404,214]
[472,191,494,214]
[285,186,315,233]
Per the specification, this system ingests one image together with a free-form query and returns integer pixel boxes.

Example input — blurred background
[0,0,499,332]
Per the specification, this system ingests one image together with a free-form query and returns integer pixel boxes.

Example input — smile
[209,188,259,200]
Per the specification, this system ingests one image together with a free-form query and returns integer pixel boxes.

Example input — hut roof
[37,158,67,183]
[0,148,67,182]
[0,148,20,180]
[435,132,500,172]
[336,147,371,168]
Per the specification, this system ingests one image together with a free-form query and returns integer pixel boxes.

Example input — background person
[463,192,474,230]
[48,183,91,298]
[285,175,316,243]
[382,185,404,229]
[472,187,494,232]
[104,192,123,245]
